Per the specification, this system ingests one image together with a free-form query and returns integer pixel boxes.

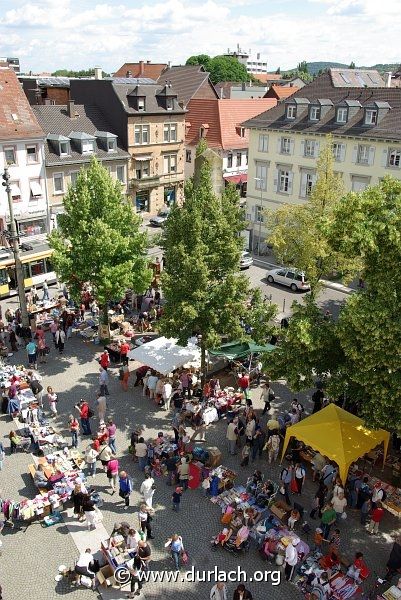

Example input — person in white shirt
[140,473,155,508]
[210,581,228,600]
[96,392,107,422]
[284,539,299,581]
[147,373,159,400]
[75,548,95,585]
[126,528,141,552]
[162,380,172,411]
[332,491,347,521]
[226,420,238,455]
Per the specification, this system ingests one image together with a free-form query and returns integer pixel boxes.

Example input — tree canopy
[185,54,250,84]
[51,68,110,78]
[159,159,275,379]
[48,158,151,322]
[266,135,359,296]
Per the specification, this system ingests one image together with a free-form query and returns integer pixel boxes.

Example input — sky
[0,0,400,74]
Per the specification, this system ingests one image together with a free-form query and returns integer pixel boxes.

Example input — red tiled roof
[186,98,277,150]
[114,62,167,80]
[0,67,44,141]
[264,85,300,100]
[252,73,282,83]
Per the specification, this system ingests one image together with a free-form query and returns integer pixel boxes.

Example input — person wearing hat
[284,538,299,581]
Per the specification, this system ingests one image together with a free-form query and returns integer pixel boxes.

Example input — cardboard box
[206,447,222,468]
[97,565,115,587]
[270,500,291,522]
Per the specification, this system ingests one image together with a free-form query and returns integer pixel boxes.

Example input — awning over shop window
[135,155,152,161]
[223,174,248,184]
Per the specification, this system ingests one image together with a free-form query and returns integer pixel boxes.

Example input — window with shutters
[305,174,314,196]
[255,162,267,190]
[332,143,344,162]
[278,170,290,193]
[258,134,269,152]
[388,149,401,168]
[357,145,370,164]
[281,138,291,154]
[304,140,316,157]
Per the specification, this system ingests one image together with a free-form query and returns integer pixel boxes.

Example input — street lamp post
[1,166,30,327]
[254,177,265,256]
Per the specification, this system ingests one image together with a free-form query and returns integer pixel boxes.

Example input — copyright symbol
[114,566,130,584]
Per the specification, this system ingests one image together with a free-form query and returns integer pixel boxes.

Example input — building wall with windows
[0,138,48,238]
[127,114,185,213]
[246,128,401,243]
[243,70,401,249]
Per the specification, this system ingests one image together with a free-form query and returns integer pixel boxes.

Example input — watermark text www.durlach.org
[114,565,281,585]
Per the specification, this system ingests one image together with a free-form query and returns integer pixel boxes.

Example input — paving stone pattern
[0,301,397,599]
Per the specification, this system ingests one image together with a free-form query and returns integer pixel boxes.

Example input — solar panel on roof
[37,77,70,87]
[340,72,351,84]
[111,77,156,85]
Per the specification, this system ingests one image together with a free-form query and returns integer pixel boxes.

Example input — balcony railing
[129,174,160,189]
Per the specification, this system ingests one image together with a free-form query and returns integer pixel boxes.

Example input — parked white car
[266,268,310,291]
[240,251,253,269]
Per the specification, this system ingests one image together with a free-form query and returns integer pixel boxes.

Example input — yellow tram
[0,243,57,298]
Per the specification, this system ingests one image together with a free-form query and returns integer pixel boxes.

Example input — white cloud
[0,0,398,73]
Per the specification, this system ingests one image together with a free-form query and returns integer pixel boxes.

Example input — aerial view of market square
[1,1,401,599]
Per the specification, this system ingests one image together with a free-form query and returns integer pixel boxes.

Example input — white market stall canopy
[127,336,201,375]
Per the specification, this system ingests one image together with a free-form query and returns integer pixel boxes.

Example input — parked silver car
[240,251,253,269]
[266,268,310,292]
[149,209,170,227]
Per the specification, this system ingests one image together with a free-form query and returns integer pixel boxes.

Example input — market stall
[127,336,201,375]
[281,404,390,483]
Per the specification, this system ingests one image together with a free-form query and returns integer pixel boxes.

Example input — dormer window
[82,140,94,154]
[59,141,70,156]
[365,109,377,125]
[166,97,173,111]
[138,97,145,111]
[309,106,320,121]
[286,105,296,119]
[200,124,209,139]
[236,126,246,137]
[107,139,116,152]
[336,107,348,124]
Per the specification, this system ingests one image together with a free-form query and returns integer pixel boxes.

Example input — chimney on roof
[168,61,171,68]
[67,100,75,118]
[126,70,132,78]
[385,71,392,88]
[139,61,145,76]
[94,66,102,80]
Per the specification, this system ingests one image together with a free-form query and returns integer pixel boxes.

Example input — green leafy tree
[159,160,274,381]
[275,67,281,74]
[196,138,208,157]
[48,158,151,331]
[264,295,342,390]
[243,288,276,345]
[266,135,358,296]
[328,177,401,430]
[51,68,110,77]
[349,61,356,69]
[297,61,309,73]
[185,54,212,71]
[185,54,249,84]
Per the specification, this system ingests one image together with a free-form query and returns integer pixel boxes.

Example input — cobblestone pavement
[0,300,398,599]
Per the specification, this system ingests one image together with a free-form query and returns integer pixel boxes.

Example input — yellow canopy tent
[281,404,390,483]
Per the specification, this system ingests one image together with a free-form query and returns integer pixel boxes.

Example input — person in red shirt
[367,502,385,534]
[75,399,92,435]
[119,341,130,366]
[92,436,100,452]
[237,372,250,399]
[347,552,370,583]
[99,350,110,370]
